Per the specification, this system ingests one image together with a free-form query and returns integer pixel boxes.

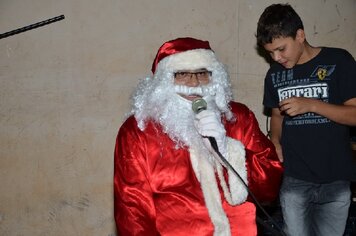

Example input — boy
[256,3,356,236]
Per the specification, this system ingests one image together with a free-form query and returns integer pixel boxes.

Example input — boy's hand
[274,143,284,162]
[279,97,318,116]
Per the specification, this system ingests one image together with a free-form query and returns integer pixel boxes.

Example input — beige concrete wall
[0,0,355,235]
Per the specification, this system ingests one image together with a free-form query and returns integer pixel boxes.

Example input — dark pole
[0,15,65,39]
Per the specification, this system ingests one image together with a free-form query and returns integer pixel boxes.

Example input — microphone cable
[192,98,286,235]
[208,137,286,236]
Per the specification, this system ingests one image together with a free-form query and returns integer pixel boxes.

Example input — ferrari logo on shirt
[311,65,335,81]
[317,68,327,80]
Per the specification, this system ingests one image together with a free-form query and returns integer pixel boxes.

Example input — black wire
[0,15,65,39]
[208,137,286,236]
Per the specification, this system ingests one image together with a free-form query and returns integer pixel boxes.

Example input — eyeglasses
[174,70,212,82]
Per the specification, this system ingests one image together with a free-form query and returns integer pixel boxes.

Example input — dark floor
[257,199,356,236]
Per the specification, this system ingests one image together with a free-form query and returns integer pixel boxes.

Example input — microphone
[192,98,208,114]
[192,98,220,153]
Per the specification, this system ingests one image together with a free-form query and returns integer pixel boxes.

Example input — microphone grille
[192,98,207,114]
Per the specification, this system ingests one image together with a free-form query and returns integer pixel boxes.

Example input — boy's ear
[296,29,306,43]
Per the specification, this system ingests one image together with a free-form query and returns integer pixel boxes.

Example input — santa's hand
[194,110,227,156]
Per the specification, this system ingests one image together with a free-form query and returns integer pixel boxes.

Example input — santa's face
[132,51,233,149]
[173,68,211,101]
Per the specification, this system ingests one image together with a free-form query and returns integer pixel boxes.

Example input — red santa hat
[151,37,218,74]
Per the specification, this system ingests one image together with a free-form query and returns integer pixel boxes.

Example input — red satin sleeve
[114,117,159,236]
[226,102,283,203]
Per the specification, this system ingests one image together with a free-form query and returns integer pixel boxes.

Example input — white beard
[131,76,227,159]
[158,91,218,148]
[131,58,234,156]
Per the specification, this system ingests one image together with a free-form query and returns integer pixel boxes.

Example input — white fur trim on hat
[162,49,218,72]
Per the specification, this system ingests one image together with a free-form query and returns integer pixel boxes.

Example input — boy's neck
[298,41,321,65]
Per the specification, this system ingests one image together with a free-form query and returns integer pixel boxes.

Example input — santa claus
[114,37,283,236]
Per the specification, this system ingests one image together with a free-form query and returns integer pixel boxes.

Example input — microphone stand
[208,138,286,236]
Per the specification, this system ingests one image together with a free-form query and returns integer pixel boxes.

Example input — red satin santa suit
[114,102,283,236]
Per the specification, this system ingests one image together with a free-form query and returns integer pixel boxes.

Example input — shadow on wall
[255,44,274,66]
[254,44,273,120]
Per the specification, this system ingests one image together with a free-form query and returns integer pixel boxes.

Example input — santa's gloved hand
[194,110,227,156]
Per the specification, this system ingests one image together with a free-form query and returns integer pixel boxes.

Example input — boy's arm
[270,108,284,162]
[279,97,356,126]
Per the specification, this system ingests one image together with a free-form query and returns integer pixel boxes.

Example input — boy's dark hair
[256,4,304,46]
